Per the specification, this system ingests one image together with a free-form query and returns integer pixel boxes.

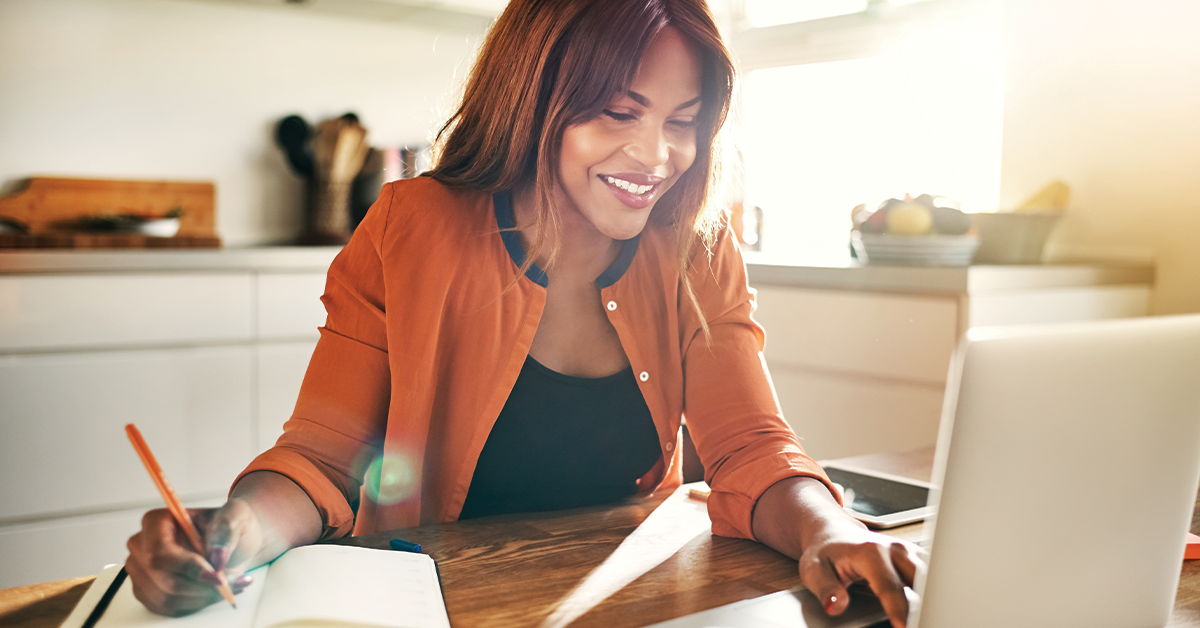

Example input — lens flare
[363,454,416,505]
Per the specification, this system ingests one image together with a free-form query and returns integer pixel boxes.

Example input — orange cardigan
[237,177,836,541]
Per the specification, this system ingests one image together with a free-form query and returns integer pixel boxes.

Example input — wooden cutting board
[0,177,220,249]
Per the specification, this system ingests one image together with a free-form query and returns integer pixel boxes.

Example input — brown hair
[427,0,735,324]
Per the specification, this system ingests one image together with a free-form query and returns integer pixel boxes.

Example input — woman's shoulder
[367,176,494,240]
[382,176,490,218]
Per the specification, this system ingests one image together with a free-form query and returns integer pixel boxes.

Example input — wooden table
[4,448,1200,627]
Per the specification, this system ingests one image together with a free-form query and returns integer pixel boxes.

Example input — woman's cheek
[673,136,697,176]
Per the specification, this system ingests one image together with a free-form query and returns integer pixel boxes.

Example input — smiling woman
[554,28,702,242]
[121,1,925,626]
[429,0,734,319]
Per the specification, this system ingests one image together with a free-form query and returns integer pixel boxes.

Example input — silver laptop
[651,314,1200,628]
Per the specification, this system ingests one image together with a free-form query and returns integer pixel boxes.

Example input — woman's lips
[600,173,666,210]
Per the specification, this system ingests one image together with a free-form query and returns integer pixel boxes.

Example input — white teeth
[605,176,653,195]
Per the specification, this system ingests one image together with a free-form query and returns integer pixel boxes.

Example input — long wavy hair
[427,0,735,323]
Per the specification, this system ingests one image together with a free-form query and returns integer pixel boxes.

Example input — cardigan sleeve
[232,184,399,540]
[680,226,841,541]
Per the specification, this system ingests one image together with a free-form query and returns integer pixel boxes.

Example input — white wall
[0,0,482,246]
[1000,0,1200,315]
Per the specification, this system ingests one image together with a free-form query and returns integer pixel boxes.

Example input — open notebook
[61,544,450,628]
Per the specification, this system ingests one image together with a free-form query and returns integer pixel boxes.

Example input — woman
[125,1,924,626]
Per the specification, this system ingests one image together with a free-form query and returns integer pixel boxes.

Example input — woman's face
[556,26,702,242]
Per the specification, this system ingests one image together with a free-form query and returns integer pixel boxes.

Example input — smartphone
[819,461,935,529]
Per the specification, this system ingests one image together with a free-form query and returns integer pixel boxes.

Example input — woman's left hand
[751,476,927,628]
[796,519,925,628]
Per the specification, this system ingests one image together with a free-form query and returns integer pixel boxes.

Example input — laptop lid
[914,314,1200,628]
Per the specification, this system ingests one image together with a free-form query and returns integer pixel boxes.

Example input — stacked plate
[852,232,979,266]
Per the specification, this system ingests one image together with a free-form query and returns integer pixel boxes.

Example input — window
[732,0,1005,263]
[745,0,868,27]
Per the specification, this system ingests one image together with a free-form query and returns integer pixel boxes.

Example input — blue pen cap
[389,538,422,553]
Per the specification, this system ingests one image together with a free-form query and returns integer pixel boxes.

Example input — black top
[458,355,662,519]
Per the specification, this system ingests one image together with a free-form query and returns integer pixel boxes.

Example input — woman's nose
[625,123,670,167]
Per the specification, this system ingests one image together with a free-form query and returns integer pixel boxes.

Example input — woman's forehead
[625,26,702,106]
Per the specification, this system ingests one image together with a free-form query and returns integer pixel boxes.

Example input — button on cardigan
[236,176,838,541]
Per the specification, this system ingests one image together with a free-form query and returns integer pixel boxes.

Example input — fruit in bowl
[851,194,978,266]
[854,194,972,236]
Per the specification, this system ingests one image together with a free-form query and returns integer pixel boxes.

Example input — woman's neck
[511,184,624,281]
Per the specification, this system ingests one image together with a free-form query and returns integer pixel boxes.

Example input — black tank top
[458,355,662,519]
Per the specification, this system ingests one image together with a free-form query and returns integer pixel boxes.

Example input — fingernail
[234,574,253,588]
[824,595,838,614]
[208,547,229,572]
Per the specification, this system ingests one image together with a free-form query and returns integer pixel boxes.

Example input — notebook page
[85,563,270,628]
[253,545,450,628]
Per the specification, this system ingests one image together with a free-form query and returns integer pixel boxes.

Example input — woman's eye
[669,118,698,129]
[602,110,636,122]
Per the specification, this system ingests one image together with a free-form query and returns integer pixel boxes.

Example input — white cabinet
[754,287,958,461]
[0,347,254,522]
[256,341,319,453]
[0,248,338,588]
[257,273,328,340]
[0,274,253,350]
[748,263,1153,461]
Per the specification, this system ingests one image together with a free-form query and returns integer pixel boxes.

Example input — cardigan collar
[493,191,640,289]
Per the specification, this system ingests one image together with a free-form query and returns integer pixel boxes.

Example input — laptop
[651,314,1200,628]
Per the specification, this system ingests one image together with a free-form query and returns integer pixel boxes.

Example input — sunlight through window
[745,0,868,27]
[740,11,1005,263]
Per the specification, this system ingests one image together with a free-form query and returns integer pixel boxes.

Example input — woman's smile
[599,173,666,209]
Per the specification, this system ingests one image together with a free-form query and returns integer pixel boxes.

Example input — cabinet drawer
[256,273,327,340]
[771,365,946,460]
[0,273,252,351]
[753,286,959,384]
[968,285,1150,327]
[257,341,319,452]
[0,346,254,522]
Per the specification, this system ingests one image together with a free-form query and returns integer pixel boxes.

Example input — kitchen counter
[0,247,1155,295]
[745,256,1154,295]
[0,246,343,274]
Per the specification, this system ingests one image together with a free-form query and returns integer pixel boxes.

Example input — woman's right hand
[124,498,262,616]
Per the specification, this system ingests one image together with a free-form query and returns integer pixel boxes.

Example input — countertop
[0,246,344,273]
[745,259,1154,295]
[0,247,1154,294]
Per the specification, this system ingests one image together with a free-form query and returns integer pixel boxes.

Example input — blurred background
[1,0,1197,588]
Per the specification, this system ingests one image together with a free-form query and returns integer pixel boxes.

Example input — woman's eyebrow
[625,91,702,110]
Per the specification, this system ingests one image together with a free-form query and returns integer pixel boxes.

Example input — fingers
[201,506,238,573]
[202,499,261,574]
[852,543,910,628]
[890,542,920,587]
[801,537,926,628]
[799,553,851,616]
[125,508,248,616]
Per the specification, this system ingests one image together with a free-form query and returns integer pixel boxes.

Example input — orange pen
[125,423,237,609]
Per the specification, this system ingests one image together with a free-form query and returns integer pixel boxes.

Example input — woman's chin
[598,215,653,241]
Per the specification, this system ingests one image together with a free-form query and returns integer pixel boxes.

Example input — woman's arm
[125,184,402,616]
[752,476,924,628]
[124,471,322,616]
[680,228,923,628]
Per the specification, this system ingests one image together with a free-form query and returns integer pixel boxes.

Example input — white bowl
[852,232,979,266]
[133,218,180,237]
